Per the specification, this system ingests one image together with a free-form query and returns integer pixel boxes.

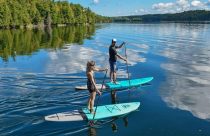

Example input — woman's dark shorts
[87,82,95,93]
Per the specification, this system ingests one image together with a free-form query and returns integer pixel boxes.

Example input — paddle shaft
[125,44,131,87]
[92,70,108,120]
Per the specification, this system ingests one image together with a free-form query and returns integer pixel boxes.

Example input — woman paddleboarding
[86,61,108,114]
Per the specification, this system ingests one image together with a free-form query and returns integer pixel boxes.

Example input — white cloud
[152,2,175,10]
[152,0,210,13]
[191,0,203,6]
[176,0,190,10]
[133,9,148,15]
[93,0,99,4]
[191,0,206,7]
[177,0,189,6]
[135,10,138,13]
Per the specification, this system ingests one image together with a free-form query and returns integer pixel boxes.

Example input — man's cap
[112,38,117,42]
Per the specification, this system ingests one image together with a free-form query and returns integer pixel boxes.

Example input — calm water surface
[0,23,210,136]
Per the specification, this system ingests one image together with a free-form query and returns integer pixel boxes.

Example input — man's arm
[116,42,125,49]
[116,54,127,61]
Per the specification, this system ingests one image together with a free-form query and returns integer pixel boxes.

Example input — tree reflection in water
[0,25,96,62]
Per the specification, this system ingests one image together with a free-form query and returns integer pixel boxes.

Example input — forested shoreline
[0,0,111,29]
[112,10,210,23]
[1,0,210,30]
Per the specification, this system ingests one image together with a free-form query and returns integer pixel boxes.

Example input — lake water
[0,23,210,136]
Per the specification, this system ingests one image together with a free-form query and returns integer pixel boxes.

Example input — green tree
[0,0,110,28]
[0,1,11,28]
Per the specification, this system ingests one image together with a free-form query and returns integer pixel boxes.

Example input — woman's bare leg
[90,91,96,113]
[87,97,91,110]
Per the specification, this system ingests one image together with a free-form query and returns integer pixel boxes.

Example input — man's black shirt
[109,45,118,62]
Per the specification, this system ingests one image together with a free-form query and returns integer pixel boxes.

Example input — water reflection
[158,23,210,120]
[1,23,210,135]
[0,25,96,62]
[87,89,131,136]
[88,127,97,136]
[45,43,146,75]
[46,45,107,74]
[110,90,129,133]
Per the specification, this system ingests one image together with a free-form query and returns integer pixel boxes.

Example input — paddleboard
[45,102,140,122]
[75,84,106,90]
[44,110,85,122]
[106,77,154,90]
[83,102,140,120]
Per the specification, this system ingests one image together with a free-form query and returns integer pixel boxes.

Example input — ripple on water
[1,23,210,135]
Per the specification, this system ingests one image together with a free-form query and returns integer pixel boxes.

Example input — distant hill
[112,10,210,22]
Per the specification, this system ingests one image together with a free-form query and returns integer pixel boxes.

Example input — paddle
[124,43,131,88]
[91,70,108,122]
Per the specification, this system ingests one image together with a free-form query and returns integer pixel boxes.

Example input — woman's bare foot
[90,109,96,114]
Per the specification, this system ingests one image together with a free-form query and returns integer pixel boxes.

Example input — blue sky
[68,0,210,16]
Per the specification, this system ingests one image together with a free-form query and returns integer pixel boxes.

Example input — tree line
[0,0,111,29]
[112,10,210,22]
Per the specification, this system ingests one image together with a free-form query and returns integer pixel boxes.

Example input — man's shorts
[109,61,117,72]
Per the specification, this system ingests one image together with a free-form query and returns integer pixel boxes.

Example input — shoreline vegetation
[0,1,209,30]
[0,0,111,29]
[112,10,210,23]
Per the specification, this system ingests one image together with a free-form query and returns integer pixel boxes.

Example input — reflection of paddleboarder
[123,117,128,127]
[110,89,118,132]
[111,90,117,104]
[88,127,96,136]
[110,90,128,132]
[111,122,118,132]
[86,61,108,114]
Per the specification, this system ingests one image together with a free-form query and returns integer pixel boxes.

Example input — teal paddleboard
[82,102,140,121]
[45,102,140,122]
[106,77,154,90]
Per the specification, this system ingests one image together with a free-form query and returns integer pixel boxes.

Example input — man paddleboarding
[86,61,108,114]
[109,38,127,84]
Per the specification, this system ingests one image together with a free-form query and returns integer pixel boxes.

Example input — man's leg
[113,62,118,83]
[110,71,114,82]
[109,61,114,82]
[113,71,117,83]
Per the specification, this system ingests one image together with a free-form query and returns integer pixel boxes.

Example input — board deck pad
[106,77,154,90]
[82,102,140,120]
[44,110,84,122]
[45,102,140,122]
[75,84,106,90]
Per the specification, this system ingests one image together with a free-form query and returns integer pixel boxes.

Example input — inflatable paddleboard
[106,77,154,90]
[45,102,140,121]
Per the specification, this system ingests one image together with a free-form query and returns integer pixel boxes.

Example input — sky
[68,0,210,16]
